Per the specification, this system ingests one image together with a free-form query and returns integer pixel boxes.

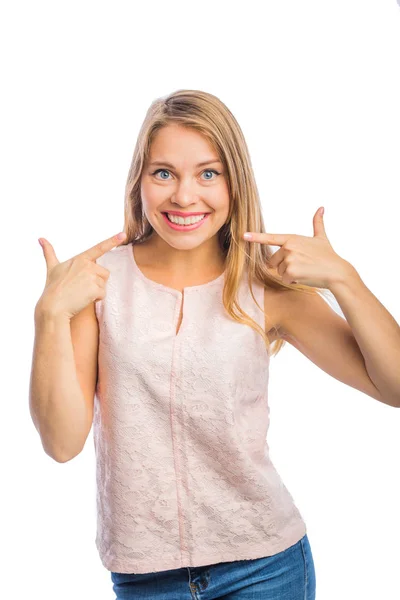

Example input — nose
[170,180,201,208]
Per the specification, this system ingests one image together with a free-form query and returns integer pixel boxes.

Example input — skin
[138,124,230,281]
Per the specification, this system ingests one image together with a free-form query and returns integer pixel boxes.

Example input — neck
[136,234,226,276]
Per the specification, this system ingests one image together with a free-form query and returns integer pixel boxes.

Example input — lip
[162,212,210,231]
[162,210,211,217]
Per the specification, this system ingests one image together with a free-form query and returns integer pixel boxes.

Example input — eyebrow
[148,159,222,168]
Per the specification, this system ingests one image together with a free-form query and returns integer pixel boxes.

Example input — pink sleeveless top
[94,242,307,575]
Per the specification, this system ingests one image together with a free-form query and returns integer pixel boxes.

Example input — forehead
[148,125,219,161]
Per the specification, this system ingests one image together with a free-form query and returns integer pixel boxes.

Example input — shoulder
[262,285,326,339]
[263,285,292,341]
[271,287,330,341]
[263,286,322,343]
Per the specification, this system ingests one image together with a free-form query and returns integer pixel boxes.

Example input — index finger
[243,232,288,246]
[77,232,127,261]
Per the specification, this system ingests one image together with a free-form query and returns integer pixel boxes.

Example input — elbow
[52,453,74,464]
[43,442,82,464]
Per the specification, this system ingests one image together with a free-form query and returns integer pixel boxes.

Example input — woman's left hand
[243,207,356,289]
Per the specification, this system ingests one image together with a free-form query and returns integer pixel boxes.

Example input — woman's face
[140,124,230,251]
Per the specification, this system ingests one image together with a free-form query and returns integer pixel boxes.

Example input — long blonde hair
[120,89,331,356]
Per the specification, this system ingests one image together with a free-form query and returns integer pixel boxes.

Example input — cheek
[209,183,230,206]
[212,193,230,217]
[140,182,163,210]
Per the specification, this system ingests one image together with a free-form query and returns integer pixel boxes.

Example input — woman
[32,89,400,599]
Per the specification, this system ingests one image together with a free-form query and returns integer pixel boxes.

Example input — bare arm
[29,303,90,462]
[30,230,126,461]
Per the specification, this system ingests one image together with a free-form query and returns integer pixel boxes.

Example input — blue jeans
[110,533,316,599]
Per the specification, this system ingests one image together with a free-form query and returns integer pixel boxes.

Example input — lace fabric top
[93,242,306,575]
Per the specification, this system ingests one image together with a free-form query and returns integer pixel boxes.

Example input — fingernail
[38,238,43,247]
[243,232,253,240]
[117,232,127,240]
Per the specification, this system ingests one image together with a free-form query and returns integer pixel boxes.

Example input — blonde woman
[31,89,400,599]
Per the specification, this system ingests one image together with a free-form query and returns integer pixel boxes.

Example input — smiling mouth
[161,211,211,230]
[164,212,208,224]
[161,212,211,216]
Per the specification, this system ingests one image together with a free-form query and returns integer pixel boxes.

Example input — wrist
[328,261,361,294]
[34,300,71,324]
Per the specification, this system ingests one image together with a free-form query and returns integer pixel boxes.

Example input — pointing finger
[76,232,127,261]
[243,232,289,246]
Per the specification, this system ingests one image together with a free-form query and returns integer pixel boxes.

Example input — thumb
[313,206,328,239]
[39,238,59,270]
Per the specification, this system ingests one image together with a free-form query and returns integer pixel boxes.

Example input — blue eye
[151,168,220,180]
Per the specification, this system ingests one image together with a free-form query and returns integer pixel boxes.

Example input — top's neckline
[127,242,226,295]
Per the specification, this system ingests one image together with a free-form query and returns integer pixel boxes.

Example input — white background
[2,1,400,598]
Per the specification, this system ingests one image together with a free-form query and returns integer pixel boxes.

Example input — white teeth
[166,213,207,225]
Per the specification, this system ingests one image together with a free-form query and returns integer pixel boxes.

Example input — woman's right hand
[35,232,127,320]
